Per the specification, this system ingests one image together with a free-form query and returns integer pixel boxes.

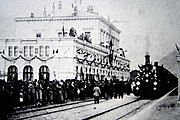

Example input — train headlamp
[145,74,149,77]
[154,74,157,77]
[153,81,158,86]
[136,81,140,85]
[136,87,139,90]
[146,79,149,82]
[153,87,157,90]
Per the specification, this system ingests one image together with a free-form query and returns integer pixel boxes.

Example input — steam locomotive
[132,55,178,99]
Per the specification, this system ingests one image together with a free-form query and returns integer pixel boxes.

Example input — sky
[0,0,180,70]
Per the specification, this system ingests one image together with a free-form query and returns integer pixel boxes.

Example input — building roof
[14,9,121,34]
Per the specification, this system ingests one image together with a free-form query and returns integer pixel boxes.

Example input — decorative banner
[86,54,94,62]
[1,55,54,62]
[77,57,86,64]
[76,48,127,70]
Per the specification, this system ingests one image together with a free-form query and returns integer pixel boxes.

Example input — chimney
[58,1,62,9]
[52,3,55,15]
[72,6,78,16]
[43,7,47,17]
[87,5,94,13]
[30,13,34,17]
[145,54,150,65]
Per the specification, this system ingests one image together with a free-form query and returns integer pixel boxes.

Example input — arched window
[89,68,91,74]
[23,65,33,81]
[7,65,18,81]
[80,67,84,81]
[39,65,50,82]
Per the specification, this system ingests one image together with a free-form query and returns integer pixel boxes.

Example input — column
[176,54,180,102]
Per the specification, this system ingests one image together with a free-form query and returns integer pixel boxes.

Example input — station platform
[130,89,180,120]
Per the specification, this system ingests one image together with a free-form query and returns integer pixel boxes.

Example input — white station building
[0,4,130,82]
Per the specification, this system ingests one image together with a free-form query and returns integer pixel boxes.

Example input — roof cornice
[14,15,121,34]
[14,15,101,22]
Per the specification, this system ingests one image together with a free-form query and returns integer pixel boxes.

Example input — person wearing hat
[93,82,101,104]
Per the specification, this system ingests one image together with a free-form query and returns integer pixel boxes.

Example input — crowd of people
[0,78,132,119]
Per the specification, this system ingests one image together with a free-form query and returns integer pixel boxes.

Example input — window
[39,46,44,57]
[45,45,50,56]
[29,46,34,57]
[58,32,62,37]
[36,33,41,38]
[64,32,68,37]
[24,46,28,57]
[14,46,18,57]
[93,69,95,74]
[85,32,91,37]
[8,46,13,57]
[23,65,33,81]
[7,65,18,81]
[85,67,87,73]
[39,65,50,82]
[85,32,91,43]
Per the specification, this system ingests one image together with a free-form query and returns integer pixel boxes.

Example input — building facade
[0,6,130,82]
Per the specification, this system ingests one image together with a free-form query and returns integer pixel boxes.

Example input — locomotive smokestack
[145,54,150,65]
[154,62,158,66]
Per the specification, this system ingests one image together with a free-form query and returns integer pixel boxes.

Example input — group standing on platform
[0,77,131,119]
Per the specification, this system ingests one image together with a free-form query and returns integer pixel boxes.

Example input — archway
[7,65,18,82]
[39,65,50,82]
[23,65,33,81]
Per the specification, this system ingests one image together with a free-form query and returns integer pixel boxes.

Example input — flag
[56,49,58,53]
[109,40,113,48]
[138,65,143,71]
[62,25,65,37]
[175,44,179,52]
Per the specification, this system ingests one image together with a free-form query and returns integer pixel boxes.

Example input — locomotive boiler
[132,54,178,99]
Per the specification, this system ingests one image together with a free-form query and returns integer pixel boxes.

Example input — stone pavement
[130,88,180,120]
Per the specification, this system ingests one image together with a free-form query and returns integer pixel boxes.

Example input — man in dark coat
[93,82,101,104]
[118,81,125,99]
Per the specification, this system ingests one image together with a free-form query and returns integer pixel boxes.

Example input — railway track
[8,99,105,120]
[10,98,95,115]
[83,99,152,120]
[17,88,176,120]
[91,88,177,120]
[8,96,142,120]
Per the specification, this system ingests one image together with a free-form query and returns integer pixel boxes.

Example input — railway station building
[0,4,130,82]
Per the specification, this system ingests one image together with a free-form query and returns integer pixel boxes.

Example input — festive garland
[77,57,87,64]
[1,55,54,62]
[76,54,128,71]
